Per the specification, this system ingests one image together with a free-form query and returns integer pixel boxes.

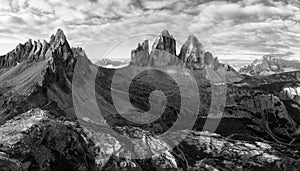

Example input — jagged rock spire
[130,39,150,67]
[151,30,176,55]
[204,51,213,66]
[0,28,75,75]
[129,30,226,70]
[51,28,67,46]
[179,34,205,69]
[149,30,177,66]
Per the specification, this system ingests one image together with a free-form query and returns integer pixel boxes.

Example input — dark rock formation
[178,35,205,69]
[130,40,150,66]
[173,131,300,170]
[0,109,96,171]
[0,29,73,71]
[130,30,229,72]
[81,124,300,170]
[151,30,176,55]
[3,108,299,171]
[149,30,177,66]
[204,51,214,66]
[0,29,81,124]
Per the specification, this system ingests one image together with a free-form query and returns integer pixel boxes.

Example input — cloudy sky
[0,0,300,63]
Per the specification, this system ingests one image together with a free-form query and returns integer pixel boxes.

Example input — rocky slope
[0,109,95,171]
[240,55,300,76]
[1,29,300,170]
[0,29,91,125]
[1,109,300,171]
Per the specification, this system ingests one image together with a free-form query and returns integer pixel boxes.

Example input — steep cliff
[0,29,86,124]
[178,34,205,69]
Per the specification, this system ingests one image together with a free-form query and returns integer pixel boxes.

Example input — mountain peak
[187,34,197,40]
[240,55,300,75]
[0,28,74,72]
[161,30,172,37]
[179,34,205,69]
[148,30,177,66]
[51,28,67,45]
[55,28,65,38]
[131,39,150,66]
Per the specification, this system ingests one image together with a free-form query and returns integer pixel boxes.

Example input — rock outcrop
[2,108,299,171]
[149,30,177,66]
[129,30,225,71]
[178,34,205,69]
[130,40,150,66]
[0,109,96,171]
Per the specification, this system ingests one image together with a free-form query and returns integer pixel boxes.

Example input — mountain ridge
[130,30,222,70]
[240,55,300,76]
[0,29,89,123]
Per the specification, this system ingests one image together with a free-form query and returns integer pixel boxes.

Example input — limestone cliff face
[0,29,84,123]
[130,40,150,66]
[149,30,177,66]
[178,35,205,69]
[129,30,224,71]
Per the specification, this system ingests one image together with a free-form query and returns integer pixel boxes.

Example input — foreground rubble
[1,109,299,171]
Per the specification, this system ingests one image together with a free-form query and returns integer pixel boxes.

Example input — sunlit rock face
[279,87,300,100]
[178,35,205,69]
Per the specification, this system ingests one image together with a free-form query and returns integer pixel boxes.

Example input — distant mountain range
[95,58,129,68]
[240,55,300,76]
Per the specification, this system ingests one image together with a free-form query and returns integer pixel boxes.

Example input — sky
[0,0,300,64]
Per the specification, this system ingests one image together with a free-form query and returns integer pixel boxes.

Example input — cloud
[0,0,300,61]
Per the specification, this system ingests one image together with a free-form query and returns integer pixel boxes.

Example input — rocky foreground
[0,29,300,170]
[1,109,300,171]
